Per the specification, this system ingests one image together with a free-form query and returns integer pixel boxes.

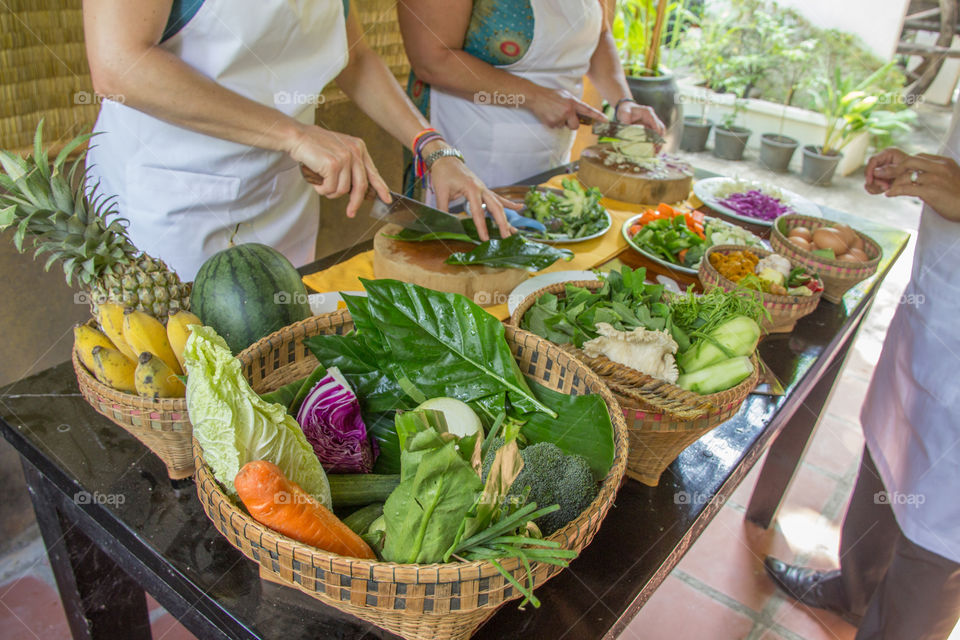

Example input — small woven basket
[194,310,628,640]
[510,281,758,487]
[770,215,882,303]
[699,245,822,333]
[72,347,194,479]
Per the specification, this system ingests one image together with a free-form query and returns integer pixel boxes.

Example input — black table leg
[745,323,859,529]
[21,460,152,640]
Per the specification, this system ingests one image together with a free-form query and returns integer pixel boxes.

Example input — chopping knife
[576,114,666,146]
[300,164,470,234]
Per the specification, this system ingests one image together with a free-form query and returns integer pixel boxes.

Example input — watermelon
[191,243,312,354]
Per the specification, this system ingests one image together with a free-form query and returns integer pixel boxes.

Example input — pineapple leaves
[0,205,15,230]
[0,150,28,182]
[53,132,93,170]
[33,120,50,182]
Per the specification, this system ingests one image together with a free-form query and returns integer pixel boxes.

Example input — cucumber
[676,356,753,394]
[342,502,385,535]
[327,474,400,507]
[677,315,761,373]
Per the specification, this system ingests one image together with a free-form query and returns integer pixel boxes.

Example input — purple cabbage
[719,190,793,221]
[295,367,376,473]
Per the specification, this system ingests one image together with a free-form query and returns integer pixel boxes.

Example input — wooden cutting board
[577,144,693,205]
[373,224,528,304]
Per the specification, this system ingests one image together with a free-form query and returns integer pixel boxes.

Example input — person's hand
[528,87,607,130]
[615,100,666,136]
[881,153,960,222]
[864,147,909,194]
[427,145,522,241]
[287,123,391,217]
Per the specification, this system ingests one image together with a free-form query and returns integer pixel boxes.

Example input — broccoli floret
[482,439,598,536]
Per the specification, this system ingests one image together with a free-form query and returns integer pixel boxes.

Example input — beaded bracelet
[411,127,437,151]
[414,132,445,183]
[614,97,636,122]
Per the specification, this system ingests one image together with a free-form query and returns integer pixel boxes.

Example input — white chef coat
[87,0,349,280]
[861,100,960,563]
[429,0,602,187]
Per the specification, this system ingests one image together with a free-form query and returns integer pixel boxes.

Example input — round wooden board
[373,224,529,305]
[577,145,692,205]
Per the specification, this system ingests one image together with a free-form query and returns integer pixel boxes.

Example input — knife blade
[577,114,666,146]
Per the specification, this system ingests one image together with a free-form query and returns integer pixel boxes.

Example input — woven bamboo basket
[72,344,193,480]
[699,245,823,333]
[194,309,628,640]
[770,215,882,304]
[510,281,758,487]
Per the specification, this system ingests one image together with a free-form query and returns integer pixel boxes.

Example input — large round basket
[770,215,881,304]
[193,309,628,640]
[699,245,823,333]
[510,281,758,487]
[72,347,193,479]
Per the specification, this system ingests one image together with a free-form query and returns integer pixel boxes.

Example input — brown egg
[850,235,865,251]
[833,224,859,247]
[789,236,812,252]
[847,247,869,262]
[812,227,849,254]
[789,226,813,242]
[836,253,857,263]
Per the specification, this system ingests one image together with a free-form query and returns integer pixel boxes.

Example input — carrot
[678,249,688,262]
[657,203,676,217]
[235,461,376,559]
[689,210,706,224]
[629,224,642,236]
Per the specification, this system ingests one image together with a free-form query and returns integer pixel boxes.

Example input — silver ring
[910,170,920,185]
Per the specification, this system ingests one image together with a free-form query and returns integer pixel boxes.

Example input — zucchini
[328,474,400,507]
[676,356,753,394]
[342,502,385,535]
[677,315,761,373]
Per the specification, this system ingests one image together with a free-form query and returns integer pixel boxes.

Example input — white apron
[87,0,349,280]
[429,0,602,187]
[861,100,960,563]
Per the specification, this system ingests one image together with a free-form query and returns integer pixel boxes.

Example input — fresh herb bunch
[521,267,685,348]
[669,287,768,343]
[521,178,609,240]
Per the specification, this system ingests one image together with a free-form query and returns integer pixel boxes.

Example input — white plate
[523,209,613,244]
[506,270,600,316]
[693,176,821,226]
[308,291,365,315]
[493,185,613,244]
[621,214,767,275]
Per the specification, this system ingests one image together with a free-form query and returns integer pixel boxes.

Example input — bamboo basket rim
[72,346,187,411]
[771,214,882,271]
[700,244,824,307]
[195,312,629,578]
[507,280,757,419]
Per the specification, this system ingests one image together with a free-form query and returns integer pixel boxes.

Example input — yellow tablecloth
[301,174,664,320]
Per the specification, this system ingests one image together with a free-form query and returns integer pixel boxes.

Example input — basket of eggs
[770,215,882,303]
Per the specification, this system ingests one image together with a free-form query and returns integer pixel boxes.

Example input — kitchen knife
[577,114,666,146]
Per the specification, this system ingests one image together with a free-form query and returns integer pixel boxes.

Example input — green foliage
[613,0,697,76]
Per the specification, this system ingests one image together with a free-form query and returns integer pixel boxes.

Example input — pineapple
[0,121,191,319]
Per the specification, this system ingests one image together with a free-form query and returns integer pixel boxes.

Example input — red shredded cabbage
[295,367,375,473]
[719,190,793,221]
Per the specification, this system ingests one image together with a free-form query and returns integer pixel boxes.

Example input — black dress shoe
[764,557,861,624]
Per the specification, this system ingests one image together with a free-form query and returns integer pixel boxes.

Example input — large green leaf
[446,234,572,271]
[362,279,556,417]
[520,380,615,481]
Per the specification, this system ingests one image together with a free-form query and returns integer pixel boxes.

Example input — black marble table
[0,165,909,640]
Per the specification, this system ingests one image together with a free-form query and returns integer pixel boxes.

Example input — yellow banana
[122,309,183,375]
[134,352,186,399]
[90,346,137,393]
[165,310,201,372]
[96,303,137,361]
[73,323,116,373]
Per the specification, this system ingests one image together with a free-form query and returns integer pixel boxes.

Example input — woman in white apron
[82,0,514,279]
[397,0,665,189]
[765,102,960,639]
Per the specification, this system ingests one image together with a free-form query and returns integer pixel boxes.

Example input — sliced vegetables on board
[234,460,376,559]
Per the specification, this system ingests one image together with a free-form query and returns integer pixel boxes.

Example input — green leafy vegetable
[184,326,332,508]
[521,179,609,240]
[446,234,572,271]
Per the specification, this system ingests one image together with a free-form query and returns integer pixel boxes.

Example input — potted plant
[713,99,751,161]
[802,61,896,186]
[681,99,714,152]
[613,0,695,144]
[759,39,812,172]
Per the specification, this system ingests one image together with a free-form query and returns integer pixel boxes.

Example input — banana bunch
[74,305,201,399]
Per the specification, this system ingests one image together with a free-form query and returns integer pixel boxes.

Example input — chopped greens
[520,179,610,240]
